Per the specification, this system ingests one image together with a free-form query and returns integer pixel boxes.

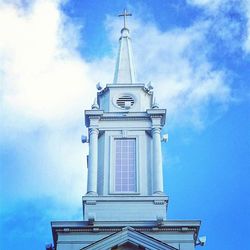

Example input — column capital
[89,127,99,135]
[85,110,103,127]
[146,108,166,127]
[152,126,161,134]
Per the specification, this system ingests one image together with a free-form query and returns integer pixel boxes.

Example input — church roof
[80,226,178,250]
[51,220,201,248]
[113,10,136,84]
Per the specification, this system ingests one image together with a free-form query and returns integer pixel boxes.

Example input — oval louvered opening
[116,95,135,109]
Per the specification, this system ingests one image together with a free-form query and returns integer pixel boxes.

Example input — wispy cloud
[1,197,82,248]
[243,0,250,52]
[1,0,245,212]
[188,0,250,54]
[0,0,94,127]
[106,16,231,129]
[187,0,224,10]
[0,0,92,208]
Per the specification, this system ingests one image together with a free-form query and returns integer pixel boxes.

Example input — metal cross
[118,9,132,29]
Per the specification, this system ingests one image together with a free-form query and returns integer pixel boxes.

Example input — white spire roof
[113,10,136,84]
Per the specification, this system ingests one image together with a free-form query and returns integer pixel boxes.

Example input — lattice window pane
[114,139,136,192]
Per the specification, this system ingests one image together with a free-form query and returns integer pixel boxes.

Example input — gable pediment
[112,242,144,249]
[81,227,177,250]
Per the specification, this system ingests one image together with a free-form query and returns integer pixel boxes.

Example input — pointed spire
[113,9,136,84]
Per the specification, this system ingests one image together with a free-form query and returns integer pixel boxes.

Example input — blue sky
[0,0,250,249]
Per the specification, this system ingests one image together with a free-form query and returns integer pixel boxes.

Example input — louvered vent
[116,95,135,109]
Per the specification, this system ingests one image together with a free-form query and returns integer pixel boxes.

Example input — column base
[86,191,98,196]
[153,191,165,196]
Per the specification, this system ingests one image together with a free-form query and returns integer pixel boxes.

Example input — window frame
[109,135,140,195]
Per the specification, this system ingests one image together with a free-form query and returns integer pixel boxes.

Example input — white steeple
[113,9,136,84]
[49,10,202,250]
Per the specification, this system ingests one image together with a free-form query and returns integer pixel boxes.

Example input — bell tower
[83,9,168,222]
[50,10,202,250]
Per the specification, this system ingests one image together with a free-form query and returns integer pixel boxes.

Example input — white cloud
[186,0,225,11]
[0,0,234,212]
[187,0,250,54]
[106,17,231,129]
[0,0,94,209]
[243,0,250,52]
[0,0,95,127]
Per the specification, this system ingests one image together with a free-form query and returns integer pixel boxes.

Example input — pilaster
[85,110,103,195]
[147,109,166,195]
[152,126,164,194]
[87,128,99,195]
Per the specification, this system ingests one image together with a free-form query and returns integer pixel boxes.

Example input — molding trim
[80,226,178,250]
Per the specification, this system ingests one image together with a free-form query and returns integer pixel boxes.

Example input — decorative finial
[96,82,102,91]
[113,9,136,83]
[91,98,99,110]
[152,97,159,109]
[147,81,154,91]
[118,9,132,30]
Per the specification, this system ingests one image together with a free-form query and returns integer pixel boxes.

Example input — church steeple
[50,10,202,250]
[113,9,136,84]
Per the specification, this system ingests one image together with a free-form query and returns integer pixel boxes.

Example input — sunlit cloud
[243,0,250,52]
[188,0,250,55]
[0,0,92,209]
[0,0,94,127]
[186,0,224,10]
[105,17,231,129]
[1,0,245,212]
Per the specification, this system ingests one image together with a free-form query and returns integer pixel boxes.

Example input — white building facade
[49,10,202,250]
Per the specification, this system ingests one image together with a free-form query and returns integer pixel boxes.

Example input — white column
[87,128,99,195]
[152,127,164,194]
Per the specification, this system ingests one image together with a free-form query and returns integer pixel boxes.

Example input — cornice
[51,221,200,247]
[54,226,198,233]
[82,195,168,202]
[97,83,153,97]
[100,116,149,121]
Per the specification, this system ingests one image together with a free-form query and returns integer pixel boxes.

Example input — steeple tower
[83,10,168,222]
[50,10,202,250]
[113,9,136,84]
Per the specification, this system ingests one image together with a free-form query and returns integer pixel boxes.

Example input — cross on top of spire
[118,9,132,29]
